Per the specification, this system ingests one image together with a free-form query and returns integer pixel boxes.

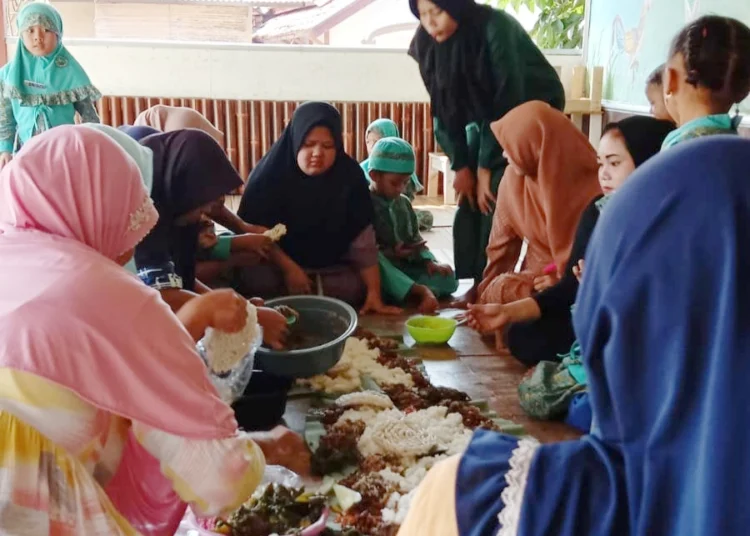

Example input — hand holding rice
[202,303,260,373]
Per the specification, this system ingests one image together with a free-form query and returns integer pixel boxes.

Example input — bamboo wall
[97,96,440,195]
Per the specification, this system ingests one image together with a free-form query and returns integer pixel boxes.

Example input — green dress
[436,9,565,282]
[371,192,458,303]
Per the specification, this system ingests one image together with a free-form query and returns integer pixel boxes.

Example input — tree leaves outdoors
[489,0,585,50]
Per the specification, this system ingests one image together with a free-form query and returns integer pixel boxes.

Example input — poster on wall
[586,0,750,112]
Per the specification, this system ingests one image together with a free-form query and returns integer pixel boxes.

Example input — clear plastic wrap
[196,327,263,404]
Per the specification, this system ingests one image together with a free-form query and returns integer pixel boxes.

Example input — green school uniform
[368,137,458,302]
[0,3,100,153]
[661,114,740,150]
[432,9,565,281]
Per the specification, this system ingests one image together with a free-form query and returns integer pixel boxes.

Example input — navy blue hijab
[133,130,242,291]
[237,102,372,269]
[119,125,160,141]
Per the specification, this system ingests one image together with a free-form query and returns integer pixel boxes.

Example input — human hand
[252,426,311,477]
[453,167,477,210]
[283,263,312,294]
[572,259,585,283]
[476,167,496,215]
[360,293,403,316]
[426,261,454,277]
[466,303,511,333]
[243,223,269,234]
[0,152,12,169]
[197,289,248,333]
[257,307,288,350]
[236,233,273,260]
[533,273,559,292]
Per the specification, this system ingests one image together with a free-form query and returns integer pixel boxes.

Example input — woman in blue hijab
[398,136,750,535]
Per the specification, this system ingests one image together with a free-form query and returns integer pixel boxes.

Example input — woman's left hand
[360,293,403,316]
[476,167,496,215]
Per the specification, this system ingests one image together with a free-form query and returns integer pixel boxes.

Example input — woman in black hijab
[468,116,676,368]
[237,102,400,315]
[409,0,564,307]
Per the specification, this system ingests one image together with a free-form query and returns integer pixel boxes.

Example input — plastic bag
[196,327,263,404]
[105,431,187,536]
[175,466,327,536]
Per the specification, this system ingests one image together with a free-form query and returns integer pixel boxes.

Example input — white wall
[6,39,582,102]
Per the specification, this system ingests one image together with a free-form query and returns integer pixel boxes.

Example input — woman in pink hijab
[134,104,225,146]
[0,126,307,534]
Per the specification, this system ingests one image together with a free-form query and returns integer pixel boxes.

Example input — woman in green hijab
[360,118,433,231]
[0,2,100,167]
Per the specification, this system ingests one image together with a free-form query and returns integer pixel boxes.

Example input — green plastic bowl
[406,316,457,344]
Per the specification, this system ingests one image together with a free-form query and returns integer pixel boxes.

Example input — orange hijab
[135,105,225,147]
[481,101,601,294]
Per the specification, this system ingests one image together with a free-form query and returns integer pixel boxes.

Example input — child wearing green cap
[368,137,458,313]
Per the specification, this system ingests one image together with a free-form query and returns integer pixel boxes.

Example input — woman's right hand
[251,426,312,477]
[257,307,288,350]
[0,152,12,169]
[195,289,248,333]
[283,262,312,295]
[453,167,476,209]
[466,303,511,333]
[572,259,585,282]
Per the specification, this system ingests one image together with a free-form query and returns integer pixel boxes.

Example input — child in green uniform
[368,137,458,313]
[0,3,100,166]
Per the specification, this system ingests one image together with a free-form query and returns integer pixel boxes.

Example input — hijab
[81,123,154,193]
[0,3,99,120]
[609,116,675,167]
[506,136,750,535]
[483,101,601,283]
[136,129,243,290]
[361,118,422,194]
[407,0,495,139]
[119,124,161,142]
[135,105,225,146]
[237,101,373,269]
[0,126,237,439]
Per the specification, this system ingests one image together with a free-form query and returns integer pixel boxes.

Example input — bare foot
[449,283,478,309]
[412,285,439,315]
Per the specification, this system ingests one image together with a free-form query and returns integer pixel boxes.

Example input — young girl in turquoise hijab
[0,2,100,166]
[661,15,750,149]
[361,118,433,231]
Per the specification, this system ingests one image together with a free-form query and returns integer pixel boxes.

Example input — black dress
[505,196,603,366]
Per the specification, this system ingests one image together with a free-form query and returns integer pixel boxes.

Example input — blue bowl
[256,296,358,378]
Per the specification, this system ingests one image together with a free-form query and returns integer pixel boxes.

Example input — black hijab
[237,102,373,269]
[408,0,496,139]
[604,116,676,167]
[134,129,243,291]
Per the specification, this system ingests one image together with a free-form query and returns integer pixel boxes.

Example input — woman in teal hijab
[361,118,432,231]
[0,2,100,164]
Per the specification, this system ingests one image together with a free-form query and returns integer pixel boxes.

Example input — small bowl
[406,316,457,344]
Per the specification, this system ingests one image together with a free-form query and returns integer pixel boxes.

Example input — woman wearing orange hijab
[476,101,600,345]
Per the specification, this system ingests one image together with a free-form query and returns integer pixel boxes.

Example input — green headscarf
[368,137,416,175]
[0,3,100,143]
[80,124,154,194]
[366,118,401,139]
[361,118,422,196]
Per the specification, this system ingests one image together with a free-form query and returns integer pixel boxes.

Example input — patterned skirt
[0,411,138,535]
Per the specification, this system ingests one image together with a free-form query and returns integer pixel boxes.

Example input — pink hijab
[0,125,237,439]
[135,105,225,146]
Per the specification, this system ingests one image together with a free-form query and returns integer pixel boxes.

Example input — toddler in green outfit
[368,137,458,313]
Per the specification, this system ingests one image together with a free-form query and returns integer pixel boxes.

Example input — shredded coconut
[202,303,259,373]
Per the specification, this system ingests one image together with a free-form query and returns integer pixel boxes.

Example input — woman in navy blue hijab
[398,136,750,535]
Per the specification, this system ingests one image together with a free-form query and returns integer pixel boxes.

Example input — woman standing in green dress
[408,0,564,306]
